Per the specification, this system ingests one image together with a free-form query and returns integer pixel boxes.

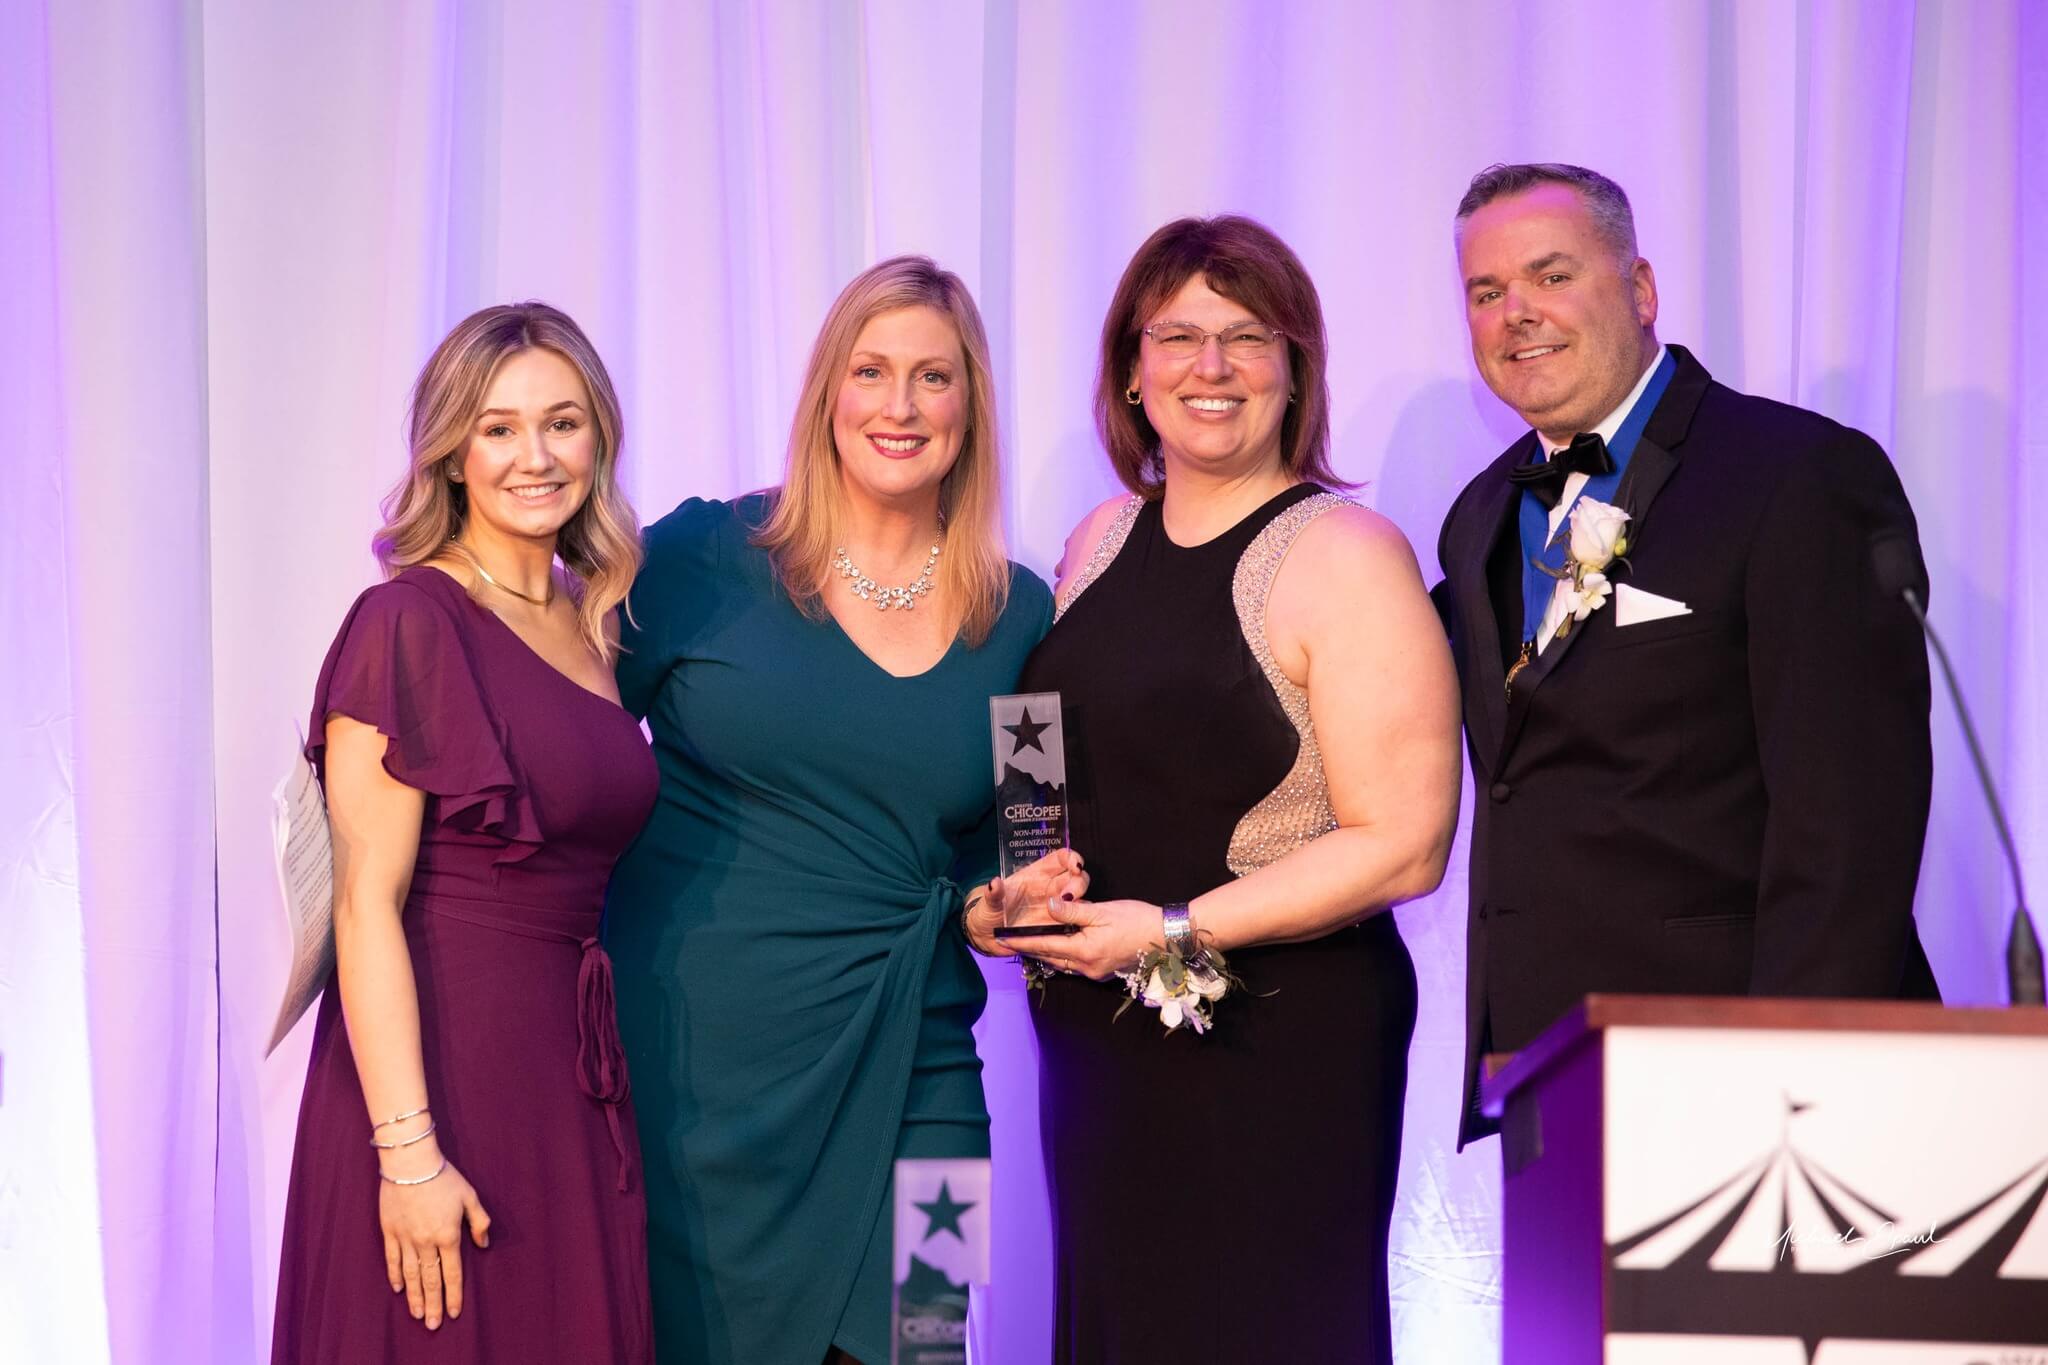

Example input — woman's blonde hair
[375,301,641,663]
[752,256,1010,645]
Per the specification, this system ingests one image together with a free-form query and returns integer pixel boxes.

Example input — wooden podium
[1480,996,2048,1365]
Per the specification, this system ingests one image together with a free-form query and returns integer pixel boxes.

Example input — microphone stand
[1901,587,2043,1006]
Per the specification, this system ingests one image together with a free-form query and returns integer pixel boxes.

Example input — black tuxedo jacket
[1434,345,1938,1146]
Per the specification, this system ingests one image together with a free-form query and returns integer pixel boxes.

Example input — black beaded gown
[1020,483,1417,1364]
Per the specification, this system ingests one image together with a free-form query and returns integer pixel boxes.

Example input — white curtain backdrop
[3,3,216,1364]
[6,2,2042,1361]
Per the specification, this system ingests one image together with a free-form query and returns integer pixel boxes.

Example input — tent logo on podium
[1607,1095,2048,1352]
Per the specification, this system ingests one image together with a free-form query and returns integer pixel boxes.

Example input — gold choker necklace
[452,541,554,607]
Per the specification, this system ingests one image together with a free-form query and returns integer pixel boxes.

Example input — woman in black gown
[964,217,1461,1362]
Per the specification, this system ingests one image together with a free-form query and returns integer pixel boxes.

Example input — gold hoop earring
[1124,387,1142,406]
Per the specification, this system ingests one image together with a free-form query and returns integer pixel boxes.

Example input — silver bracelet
[369,1119,436,1150]
[1162,902,1194,955]
[380,1158,448,1187]
[372,1105,429,1131]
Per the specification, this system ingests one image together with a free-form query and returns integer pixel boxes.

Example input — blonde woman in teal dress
[608,256,1083,1364]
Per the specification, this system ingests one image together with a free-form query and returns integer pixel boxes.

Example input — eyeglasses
[1140,321,1286,357]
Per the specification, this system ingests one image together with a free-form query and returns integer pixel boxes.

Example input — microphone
[1871,529,2043,1006]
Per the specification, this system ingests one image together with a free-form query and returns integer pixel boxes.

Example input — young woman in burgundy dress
[272,303,656,1363]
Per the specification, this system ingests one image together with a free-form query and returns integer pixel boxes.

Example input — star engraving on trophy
[1003,708,1050,757]
[914,1180,975,1243]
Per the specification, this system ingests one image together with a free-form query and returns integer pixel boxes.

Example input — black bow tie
[1508,432,1615,509]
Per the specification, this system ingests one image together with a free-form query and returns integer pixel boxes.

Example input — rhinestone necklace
[833,539,941,611]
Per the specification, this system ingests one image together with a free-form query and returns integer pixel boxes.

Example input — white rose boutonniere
[1546,497,1632,640]
[1567,497,1631,571]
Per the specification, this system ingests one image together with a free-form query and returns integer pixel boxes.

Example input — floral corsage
[1542,496,1631,639]
[1113,943,1238,1034]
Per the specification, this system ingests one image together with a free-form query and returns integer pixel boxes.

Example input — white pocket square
[1614,582,1691,626]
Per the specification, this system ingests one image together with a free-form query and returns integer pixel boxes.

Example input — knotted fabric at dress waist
[411,892,633,1192]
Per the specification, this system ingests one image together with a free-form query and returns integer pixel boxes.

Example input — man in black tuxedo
[1435,163,1938,1145]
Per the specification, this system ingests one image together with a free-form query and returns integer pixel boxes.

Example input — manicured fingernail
[1062,893,1075,901]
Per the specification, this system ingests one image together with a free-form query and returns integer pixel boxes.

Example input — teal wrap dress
[607,495,1052,1364]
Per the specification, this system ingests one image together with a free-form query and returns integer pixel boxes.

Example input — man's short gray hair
[1456,163,1639,272]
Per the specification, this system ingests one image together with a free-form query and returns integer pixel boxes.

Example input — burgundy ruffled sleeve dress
[271,566,657,1364]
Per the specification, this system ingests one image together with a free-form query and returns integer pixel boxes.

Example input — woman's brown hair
[1095,215,1347,498]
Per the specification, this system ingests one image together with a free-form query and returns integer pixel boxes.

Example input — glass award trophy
[889,1156,988,1365]
[988,691,1077,940]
